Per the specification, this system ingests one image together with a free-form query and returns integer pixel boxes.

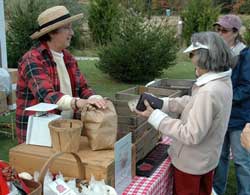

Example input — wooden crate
[113,99,136,116]
[114,85,184,147]
[115,85,183,101]
[113,86,182,141]
[134,128,159,162]
[118,121,151,142]
[9,136,115,186]
[118,115,146,127]
[113,99,148,141]
[148,79,195,95]
[132,144,136,178]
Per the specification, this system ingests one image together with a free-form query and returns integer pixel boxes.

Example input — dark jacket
[228,47,250,131]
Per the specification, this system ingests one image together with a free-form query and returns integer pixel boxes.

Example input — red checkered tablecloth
[122,137,173,195]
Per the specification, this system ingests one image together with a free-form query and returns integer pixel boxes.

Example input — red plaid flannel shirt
[16,42,94,143]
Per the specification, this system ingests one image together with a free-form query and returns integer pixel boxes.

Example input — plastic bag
[7,182,21,195]
[0,68,11,95]
[81,176,117,195]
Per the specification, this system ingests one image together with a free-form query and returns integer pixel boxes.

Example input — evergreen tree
[181,0,221,45]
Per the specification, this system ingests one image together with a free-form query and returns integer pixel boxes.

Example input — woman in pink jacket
[136,32,233,195]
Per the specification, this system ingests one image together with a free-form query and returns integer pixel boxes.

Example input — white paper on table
[25,103,58,112]
[26,114,61,147]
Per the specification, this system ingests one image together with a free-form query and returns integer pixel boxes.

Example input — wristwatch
[74,97,80,109]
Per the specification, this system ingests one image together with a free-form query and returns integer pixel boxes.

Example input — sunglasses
[214,26,232,34]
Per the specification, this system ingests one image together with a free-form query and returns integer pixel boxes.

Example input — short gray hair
[191,32,233,72]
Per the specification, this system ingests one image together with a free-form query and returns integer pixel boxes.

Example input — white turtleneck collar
[195,69,232,86]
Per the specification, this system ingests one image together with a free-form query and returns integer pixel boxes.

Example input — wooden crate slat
[135,128,159,162]
[118,115,146,126]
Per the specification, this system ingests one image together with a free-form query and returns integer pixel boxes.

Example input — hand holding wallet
[136,93,163,111]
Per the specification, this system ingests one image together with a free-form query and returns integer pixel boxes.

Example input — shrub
[181,0,221,45]
[5,0,86,68]
[238,0,250,14]
[97,9,178,83]
[168,0,188,14]
[243,19,250,46]
[214,0,233,13]
[120,0,151,17]
[88,0,121,45]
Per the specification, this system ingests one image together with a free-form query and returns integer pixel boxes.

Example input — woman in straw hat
[16,6,106,144]
[135,31,233,195]
[212,14,250,195]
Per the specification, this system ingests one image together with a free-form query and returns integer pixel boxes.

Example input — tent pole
[0,0,8,69]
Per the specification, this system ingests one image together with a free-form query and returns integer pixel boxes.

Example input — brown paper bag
[81,100,117,150]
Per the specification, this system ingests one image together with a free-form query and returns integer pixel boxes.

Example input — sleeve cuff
[56,95,73,110]
[88,95,103,100]
[148,109,168,130]
[161,97,169,112]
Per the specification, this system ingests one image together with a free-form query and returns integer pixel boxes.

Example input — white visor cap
[184,41,209,53]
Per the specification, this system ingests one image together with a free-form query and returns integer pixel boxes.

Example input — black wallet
[136,92,163,111]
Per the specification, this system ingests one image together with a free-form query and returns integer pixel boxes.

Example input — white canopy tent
[0,0,8,69]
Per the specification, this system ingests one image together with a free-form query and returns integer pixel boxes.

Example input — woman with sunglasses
[213,15,250,195]
[135,31,233,195]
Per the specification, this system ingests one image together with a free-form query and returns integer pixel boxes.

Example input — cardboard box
[7,86,16,110]
[9,136,115,186]
[8,68,18,84]
[0,91,8,114]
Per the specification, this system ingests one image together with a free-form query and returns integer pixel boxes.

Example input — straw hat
[30,5,83,40]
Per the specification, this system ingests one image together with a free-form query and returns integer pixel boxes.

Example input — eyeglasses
[58,24,73,32]
[214,26,232,34]
[189,52,195,59]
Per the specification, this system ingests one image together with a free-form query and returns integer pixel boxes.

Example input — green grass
[0,57,236,194]
[70,47,99,57]
[0,111,17,160]
[227,161,237,194]
[78,60,134,98]
[0,134,17,161]
[162,59,194,79]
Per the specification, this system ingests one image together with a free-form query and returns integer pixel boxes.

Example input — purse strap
[38,152,85,184]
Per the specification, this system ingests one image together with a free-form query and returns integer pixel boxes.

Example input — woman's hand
[135,100,154,118]
[87,96,106,109]
[76,96,106,109]
[241,123,250,151]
